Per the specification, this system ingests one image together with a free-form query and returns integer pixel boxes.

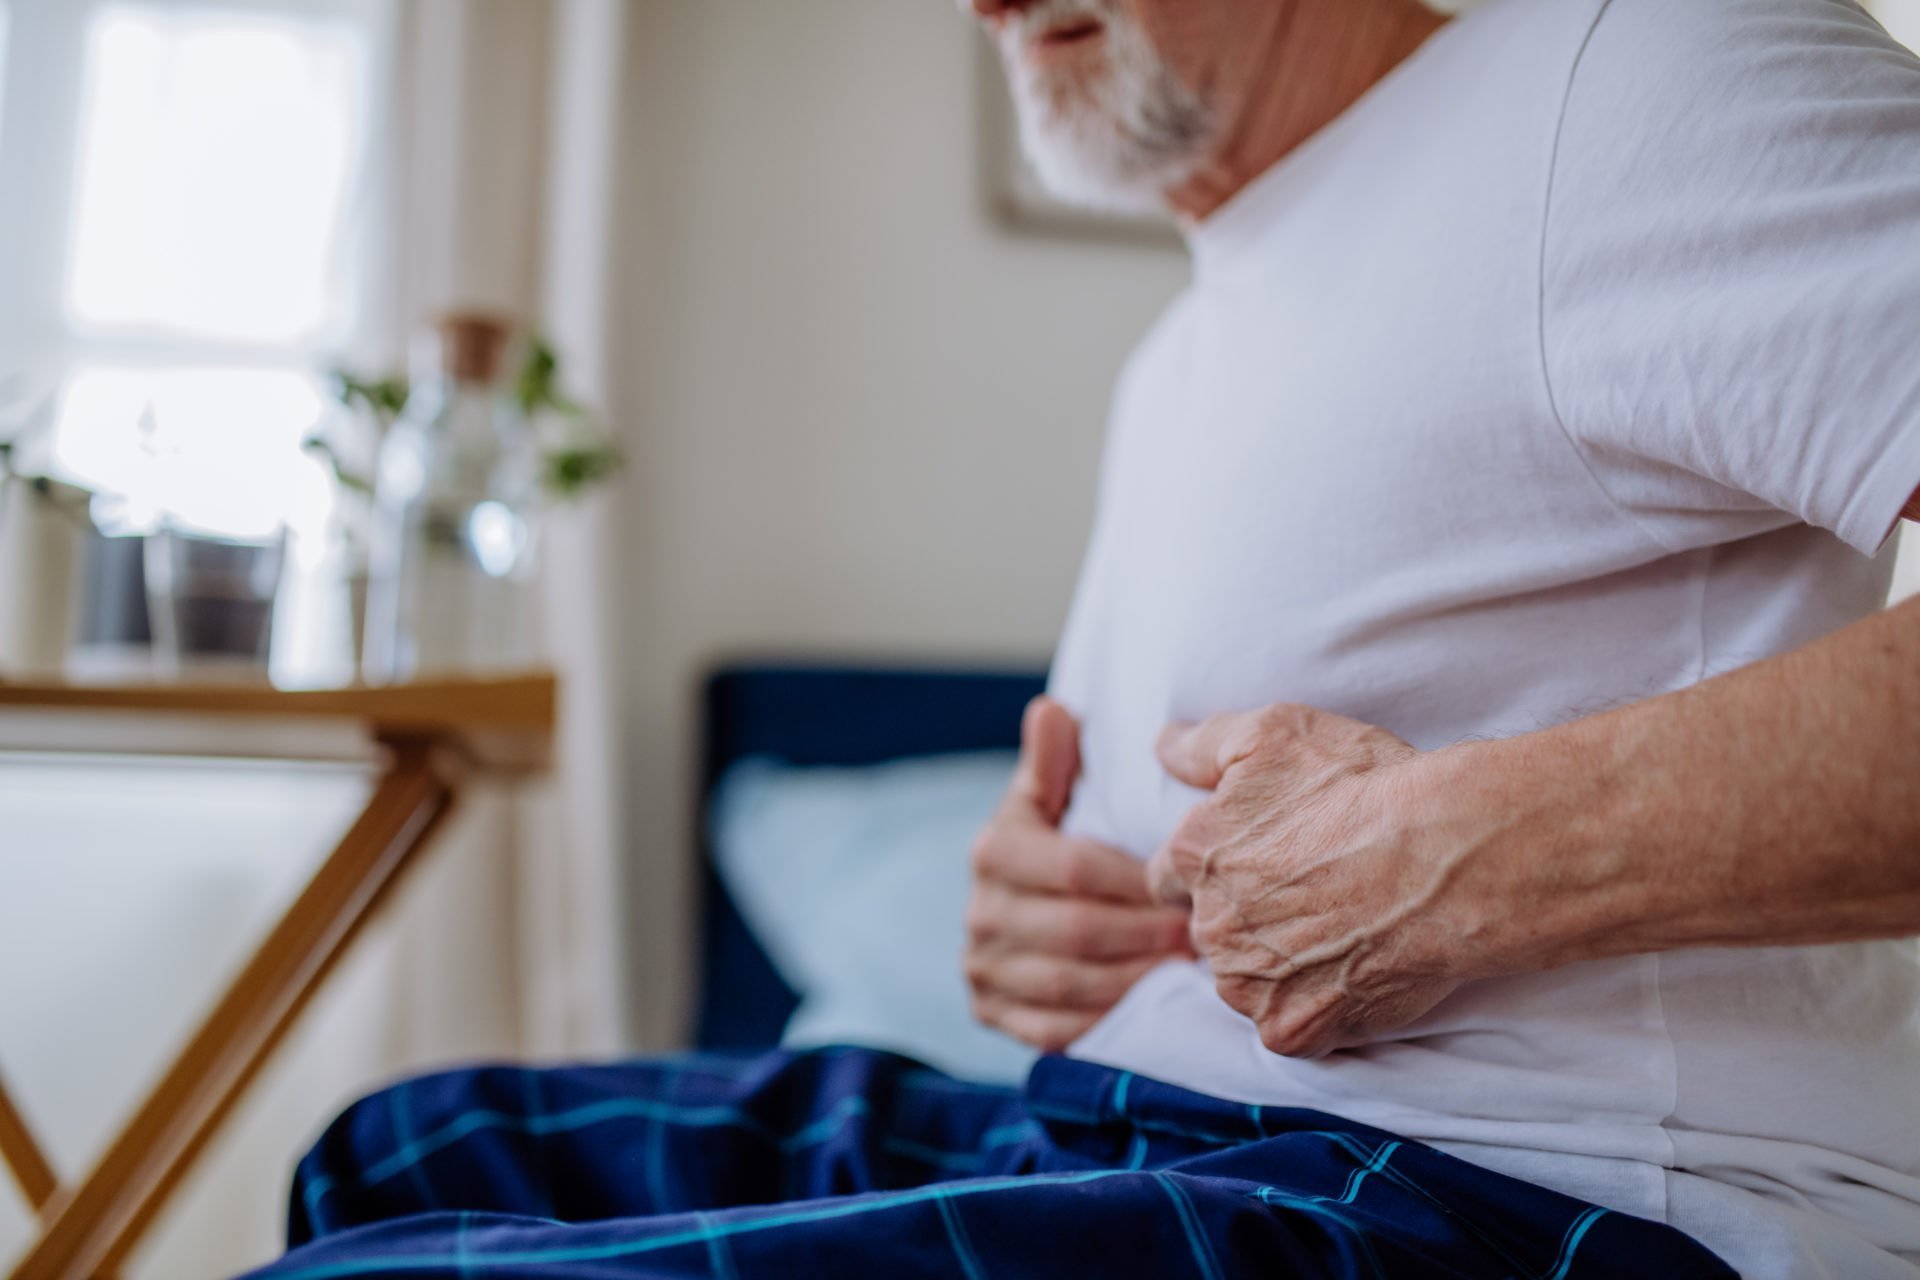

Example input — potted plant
[313,330,620,678]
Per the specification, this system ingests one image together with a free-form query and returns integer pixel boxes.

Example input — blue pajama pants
[246,1049,1733,1279]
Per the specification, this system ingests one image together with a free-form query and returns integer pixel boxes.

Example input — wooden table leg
[0,1069,58,1210]
[9,736,462,1280]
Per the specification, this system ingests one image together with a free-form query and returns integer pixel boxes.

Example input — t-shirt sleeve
[1543,0,1920,556]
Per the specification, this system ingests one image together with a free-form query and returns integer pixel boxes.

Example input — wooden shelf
[0,673,558,771]
[0,672,557,730]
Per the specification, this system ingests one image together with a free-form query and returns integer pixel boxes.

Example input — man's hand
[1145,705,1470,1059]
[966,696,1194,1053]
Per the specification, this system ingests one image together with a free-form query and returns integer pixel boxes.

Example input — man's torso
[1046,1,1920,1274]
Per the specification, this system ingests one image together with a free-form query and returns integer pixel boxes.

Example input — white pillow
[710,751,1038,1085]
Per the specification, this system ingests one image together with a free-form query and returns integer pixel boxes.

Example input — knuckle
[963,894,996,944]
[963,953,994,992]
[1213,974,1274,1028]
[1254,703,1313,746]
[1024,1013,1082,1054]
[1037,1028,1077,1054]
[1182,800,1231,852]
[968,830,999,877]
[1257,1024,1298,1056]
[1215,972,1256,1013]
[1255,704,1292,735]
[1058,843,1099,897]
[1035,968,1075,1007]
[1257,1007,1324,1058]
[1167,811,1198,852]
[1168,810,1210,862]
[1056,904,1101,955]
[1259,1023,1317,1058]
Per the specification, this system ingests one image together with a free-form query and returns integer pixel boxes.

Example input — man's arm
[1460,588,1920,971]
[1146,566,1920,1058]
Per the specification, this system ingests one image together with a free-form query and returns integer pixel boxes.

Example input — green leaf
[303,436,376,497]
[543,443,622,500]
[330,369,410,422]
[515,335,588,420]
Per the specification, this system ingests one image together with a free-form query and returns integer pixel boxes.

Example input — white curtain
[128,3,637,1275]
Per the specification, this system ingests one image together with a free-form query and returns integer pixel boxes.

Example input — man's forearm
[1442,593,1920,975]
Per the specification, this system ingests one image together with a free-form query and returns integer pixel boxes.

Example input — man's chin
[1019,131,1184,216]
[1036,170,1172,216]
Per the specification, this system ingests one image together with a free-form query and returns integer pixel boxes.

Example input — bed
[692,661,1047,1053]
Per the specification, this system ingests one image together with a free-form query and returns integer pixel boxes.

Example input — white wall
[1869,0,1920,47]
[605,0,1189,1044]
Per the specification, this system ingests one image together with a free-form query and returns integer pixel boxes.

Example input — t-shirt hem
[1834,424,1920,557]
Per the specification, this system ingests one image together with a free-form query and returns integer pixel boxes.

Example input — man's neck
[1166,0,1449,225]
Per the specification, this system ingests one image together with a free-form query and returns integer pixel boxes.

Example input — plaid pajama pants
[246,1048,1733,1279]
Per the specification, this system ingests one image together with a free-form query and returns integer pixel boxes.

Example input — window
[0,0,391,546]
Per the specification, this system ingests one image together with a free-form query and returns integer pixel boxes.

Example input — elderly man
[249,0,1920,1277]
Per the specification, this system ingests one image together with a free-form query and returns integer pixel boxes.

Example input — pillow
[709,751,1037,1085]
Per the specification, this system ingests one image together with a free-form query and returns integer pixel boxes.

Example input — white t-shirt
[1049,1,1920,1276]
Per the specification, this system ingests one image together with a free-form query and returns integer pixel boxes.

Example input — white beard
[997,0,1215,214]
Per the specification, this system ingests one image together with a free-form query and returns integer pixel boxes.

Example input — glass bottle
[362,314,541,682]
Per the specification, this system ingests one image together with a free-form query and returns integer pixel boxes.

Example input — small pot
[0,476,91,679]
[144,527,286,681]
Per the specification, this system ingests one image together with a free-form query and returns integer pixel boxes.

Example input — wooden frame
[0,674,556,1280]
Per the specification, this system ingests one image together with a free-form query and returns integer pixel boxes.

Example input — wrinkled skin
[1146,704,1473,1058]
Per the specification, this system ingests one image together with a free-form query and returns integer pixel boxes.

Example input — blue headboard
[694,662,1048,1051]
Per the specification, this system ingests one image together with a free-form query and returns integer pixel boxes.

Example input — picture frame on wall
[974,33,1183,248]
